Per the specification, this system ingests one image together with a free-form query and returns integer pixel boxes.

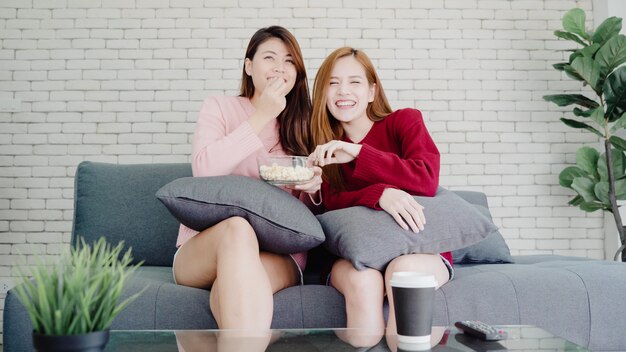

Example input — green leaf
[580,201,607,211]
[564,65,585,81]
[610,135,626,151]
[572,176,598,202]
[596,34,626,76]
[555,30,587,46]
[594,181,611,204]
[568,195,584,206]
[560,166,589,187]
[598,152,609,181]
[611,148,626,177]
[563,8,588,39]
[569,50,582,64]
[609,112,626,133]
[561,118,603,137]
[571,56,602,92]
[543,94,599,108]
[605,66,626,122]
[553,62,569,71]
[589,107,607,127]
[576,146,600,175]
[616,178,626,199]
[573,107,595,117]
[579,43,601,57]
[592,16,622,45]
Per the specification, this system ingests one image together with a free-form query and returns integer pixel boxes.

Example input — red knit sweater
[322,108,452,265]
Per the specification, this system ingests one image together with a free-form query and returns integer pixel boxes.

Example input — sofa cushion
[156,175,325,254]
[452,205,514,264]
[109,267,347,330]
[439,257,626,350]
[317,187,497,271]
[72,161,192,266]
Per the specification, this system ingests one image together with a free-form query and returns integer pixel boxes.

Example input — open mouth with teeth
[336,100,356,108]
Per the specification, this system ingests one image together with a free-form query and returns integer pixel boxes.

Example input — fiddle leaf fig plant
[544,8,626,261]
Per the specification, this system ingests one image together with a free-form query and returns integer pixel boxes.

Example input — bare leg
[175,330,217,352]
[216,330,273,352]
[175,330,274,352]
[384,254,450,351]
[173,216,298,330]
[330,259,385,347]
[259,251,299,293]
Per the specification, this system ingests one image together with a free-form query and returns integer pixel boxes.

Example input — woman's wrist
[248,112,273,134]
[354,144,363,158]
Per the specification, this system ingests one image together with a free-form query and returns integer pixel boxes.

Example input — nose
[273,61,284,73]
[337,81,349,95]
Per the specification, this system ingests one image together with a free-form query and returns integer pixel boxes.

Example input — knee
[343,268,384,297]
[385,254,449,287]
[216,216,258,253]
[386,253,434,274]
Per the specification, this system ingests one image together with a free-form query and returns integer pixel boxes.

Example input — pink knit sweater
[177,95,306,269]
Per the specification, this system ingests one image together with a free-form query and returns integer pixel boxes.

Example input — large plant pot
[604,213,626,261]
[33,330,110,352]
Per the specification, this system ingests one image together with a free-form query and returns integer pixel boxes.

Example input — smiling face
[245,37,297,100]
[325,55,376,127]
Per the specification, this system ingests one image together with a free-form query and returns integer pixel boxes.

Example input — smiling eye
[351,80,361,84]
[329,81,338,86]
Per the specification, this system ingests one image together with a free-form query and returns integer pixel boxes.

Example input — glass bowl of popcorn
[258,156,315,185]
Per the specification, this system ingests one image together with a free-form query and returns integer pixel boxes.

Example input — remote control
[454,320,508,341]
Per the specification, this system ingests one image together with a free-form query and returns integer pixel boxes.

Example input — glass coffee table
[105,325,588,351]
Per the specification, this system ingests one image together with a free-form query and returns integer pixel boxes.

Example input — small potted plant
[13,237,144,352]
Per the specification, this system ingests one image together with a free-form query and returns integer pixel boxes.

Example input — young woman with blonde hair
[310,47,453,347]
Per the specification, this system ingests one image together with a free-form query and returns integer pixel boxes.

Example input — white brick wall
[0,0,602,344]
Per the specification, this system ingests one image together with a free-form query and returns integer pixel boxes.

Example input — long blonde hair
[311,47,392,190]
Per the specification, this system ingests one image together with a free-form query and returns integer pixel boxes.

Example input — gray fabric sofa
[4,161,626,351]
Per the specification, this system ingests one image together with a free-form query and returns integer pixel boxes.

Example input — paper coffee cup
[397,340,431,351]
[391,272,438,348]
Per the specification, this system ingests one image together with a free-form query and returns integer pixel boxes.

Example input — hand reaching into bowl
[309,140,362,167]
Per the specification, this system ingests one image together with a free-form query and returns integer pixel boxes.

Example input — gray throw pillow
[317,187,497,271]
[156,175,325,254]
[452,205,514,264]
